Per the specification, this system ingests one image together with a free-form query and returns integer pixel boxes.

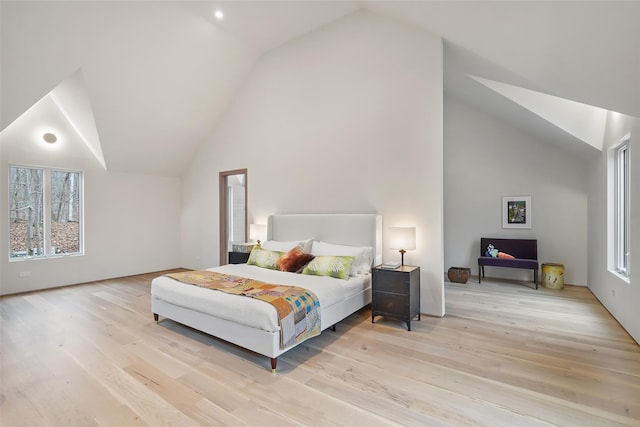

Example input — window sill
[9,253,84,262]
[608,269,630,284]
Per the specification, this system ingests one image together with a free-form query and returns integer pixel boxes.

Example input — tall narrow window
[614,137,630,276]
[50,170,82,255]
[9,167,44,257]
[9,165,83,260]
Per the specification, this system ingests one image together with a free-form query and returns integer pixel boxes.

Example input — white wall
[587,112,640,343]
[0,105,182,295]
[181,10,445,316]
[444,95,588,285]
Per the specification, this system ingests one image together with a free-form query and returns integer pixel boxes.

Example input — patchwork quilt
[164,270,321,349]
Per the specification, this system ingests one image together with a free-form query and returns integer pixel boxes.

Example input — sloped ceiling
[369,1,640,117]
[2,1,639,176]
[469,75,608,149]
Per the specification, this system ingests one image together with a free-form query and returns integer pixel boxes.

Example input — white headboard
[267,214,382,266]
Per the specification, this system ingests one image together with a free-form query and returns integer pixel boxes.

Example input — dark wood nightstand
[372,265,420,331]
[228,251,251,264]
[228,243,257,264]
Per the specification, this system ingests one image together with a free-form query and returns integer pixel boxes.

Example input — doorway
[219,169,247,265]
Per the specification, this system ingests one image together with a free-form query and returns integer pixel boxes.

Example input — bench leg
[534,269,538,289]
[478,263,483,283]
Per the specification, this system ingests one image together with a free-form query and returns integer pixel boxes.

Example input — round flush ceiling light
[42,132,58,144]
[214,9,224,20]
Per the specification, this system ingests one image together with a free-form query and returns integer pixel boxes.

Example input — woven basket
[447,267,471,284]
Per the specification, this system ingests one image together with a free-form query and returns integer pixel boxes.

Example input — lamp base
[400,249,406,266]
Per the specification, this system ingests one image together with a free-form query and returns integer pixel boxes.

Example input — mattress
[151,264,371,333]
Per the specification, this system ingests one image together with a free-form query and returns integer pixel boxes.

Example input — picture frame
[502,196,532,229]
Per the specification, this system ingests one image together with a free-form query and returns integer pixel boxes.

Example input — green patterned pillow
[247,247,283,270]
[302,256,354,280]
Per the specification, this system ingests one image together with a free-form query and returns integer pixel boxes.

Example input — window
[613,136,630,276]
[9,165,83,260]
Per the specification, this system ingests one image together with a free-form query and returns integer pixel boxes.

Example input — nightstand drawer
[373,291,408,316]
[373,269,410,294]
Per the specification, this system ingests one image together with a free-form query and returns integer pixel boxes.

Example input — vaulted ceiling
[2,1,638,176]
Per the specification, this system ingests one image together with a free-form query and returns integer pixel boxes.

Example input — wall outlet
[19,271,30,278]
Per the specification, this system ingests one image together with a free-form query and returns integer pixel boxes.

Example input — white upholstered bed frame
[152,213,382,371]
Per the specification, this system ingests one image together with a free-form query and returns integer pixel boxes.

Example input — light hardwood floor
[1,271,639,426]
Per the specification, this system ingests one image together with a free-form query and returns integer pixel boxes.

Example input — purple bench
[478,237,539,289]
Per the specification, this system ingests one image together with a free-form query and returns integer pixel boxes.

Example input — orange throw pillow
[276,247,315,273]
[497,251,515,259]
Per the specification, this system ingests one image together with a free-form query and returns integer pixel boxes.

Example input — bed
[151,213,382,371]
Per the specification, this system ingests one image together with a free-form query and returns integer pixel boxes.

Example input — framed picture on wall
[502,196,532,229]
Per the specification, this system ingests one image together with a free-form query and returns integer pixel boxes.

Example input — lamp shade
[389,227,416,251]
[249,223,267,242]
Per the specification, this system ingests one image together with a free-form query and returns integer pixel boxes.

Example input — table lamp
[249,223,267,245]
[389,226,416,266]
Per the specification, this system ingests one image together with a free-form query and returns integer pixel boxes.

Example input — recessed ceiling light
[43,132,57,144]
[214,9,224,20]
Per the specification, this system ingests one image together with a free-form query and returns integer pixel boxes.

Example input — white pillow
[311,241,374,275]
[261,239,312,253]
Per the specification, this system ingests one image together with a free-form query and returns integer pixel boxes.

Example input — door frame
[219,168,248,265]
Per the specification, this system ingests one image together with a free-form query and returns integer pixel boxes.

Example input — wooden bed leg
[153,313,159,323]
[270,358,277,373]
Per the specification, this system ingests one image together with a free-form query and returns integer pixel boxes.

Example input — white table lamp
[389,227,416,266]
[249,223,267,244]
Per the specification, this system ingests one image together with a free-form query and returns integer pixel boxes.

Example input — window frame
[8,164,84,261]
[613,136,630,277]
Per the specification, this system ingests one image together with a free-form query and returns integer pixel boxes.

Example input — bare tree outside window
[9,167,44,257]
[9,166,82,259]
[50,170,81,254]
